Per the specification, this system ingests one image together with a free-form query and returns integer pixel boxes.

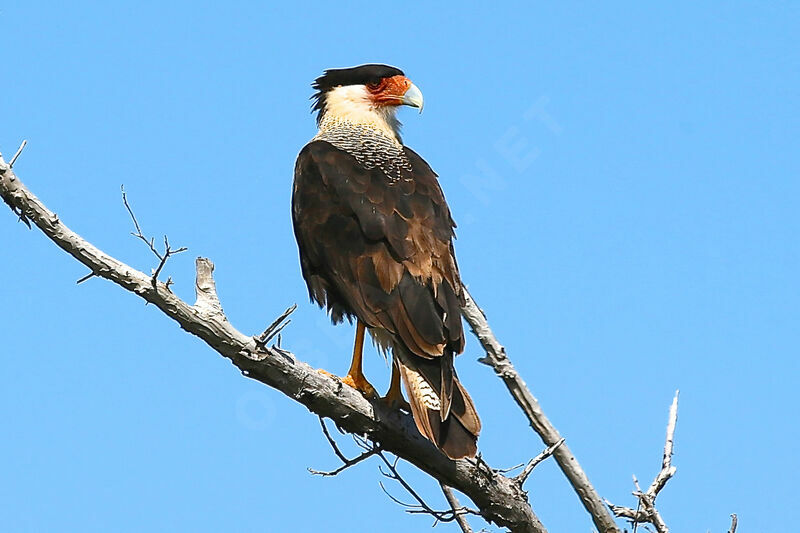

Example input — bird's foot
[341,372,378,400]
[317,368,378,400]
[317,368,338,379]
[381,388,411,412]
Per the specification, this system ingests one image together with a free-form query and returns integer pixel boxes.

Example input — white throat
[319,85,402,140]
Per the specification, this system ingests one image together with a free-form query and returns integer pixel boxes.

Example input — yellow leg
[331,320,377,399]
[382,357,411,411]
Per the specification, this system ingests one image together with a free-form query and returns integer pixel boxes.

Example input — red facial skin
[366,75,413,107]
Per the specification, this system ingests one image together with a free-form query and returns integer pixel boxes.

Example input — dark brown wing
[292,140,464,356]
[292,140,480,457]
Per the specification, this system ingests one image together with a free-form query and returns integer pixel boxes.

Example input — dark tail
[396,350,481,459]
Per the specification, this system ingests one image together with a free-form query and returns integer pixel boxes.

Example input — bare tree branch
[606,391,679,533]
[494,461,526,475]
[514,437,565,488]
[76,271,96,284]
[648,391,679,496]
[461,289,621,532]
[311,422,479,530]
[728,513,738,533]
[377,453,480,526]
[152,235,187,286]
[121,185,161,259]
[308,418,383,476]
[120,185,187,288]
[0,151,546,533]
[256,304,297,348]
[9,139,27,168]
[440,483,475,533]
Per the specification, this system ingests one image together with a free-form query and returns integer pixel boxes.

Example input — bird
[291,64,480,459]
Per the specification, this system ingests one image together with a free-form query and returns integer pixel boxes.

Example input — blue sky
[1,2,798,532]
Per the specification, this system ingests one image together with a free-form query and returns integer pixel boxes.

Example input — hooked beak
[401,83,424,113]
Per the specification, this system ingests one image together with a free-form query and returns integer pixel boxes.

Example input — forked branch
[377,453,480,527]
[309,417,479,530]
[605,391,680,533]
[514,437,565,488]
[121,185,187,288]
[308,417,382,476]
[440,483,475,533]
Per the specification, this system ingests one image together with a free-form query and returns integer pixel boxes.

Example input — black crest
[311,64,404,124]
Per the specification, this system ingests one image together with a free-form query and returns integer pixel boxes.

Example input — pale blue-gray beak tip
[401,83,424,114]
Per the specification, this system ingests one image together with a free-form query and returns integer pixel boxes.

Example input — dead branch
[440,483,474,533]
[0,150,546,533]
[308,418,382,476]
[9,139,27,168]
[494,461,526,475]
[461,289,621,533]
[728,513,738,533]
[311,418,479,530]
[256,304,297,348]
[120,185,187,288]
[605,391,679,533]
[648,391,679,496]
[377,453,480,526]
[76,271,96,284]
[514,437,565,488]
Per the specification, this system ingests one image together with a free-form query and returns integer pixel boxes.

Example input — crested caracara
[292,64,480,459]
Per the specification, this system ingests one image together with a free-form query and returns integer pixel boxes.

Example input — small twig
[9,140,27,168]
[494,461,526,474]
[309,445,381,476]
[379,455,431,513]
[256,304,298,348]
[14,209,31,228]
[312,418,477,527]
[633,496,642,533]
[121,185,161,260]
[440,483,474,533]
[309,417,383,477]
[150,235,187,288]
[379,477,416,508]
[728,514,738,533]
[377,453,479,526]
[624,475,643,533]
[315,416,351,464]
[120,186,187,287]
[605,500,648,523]
[76,272,97,284]
[515,437,565,487]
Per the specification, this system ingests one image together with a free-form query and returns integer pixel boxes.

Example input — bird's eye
[366,82,381,91]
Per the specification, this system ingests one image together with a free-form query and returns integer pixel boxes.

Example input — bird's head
[311,64,423,140]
